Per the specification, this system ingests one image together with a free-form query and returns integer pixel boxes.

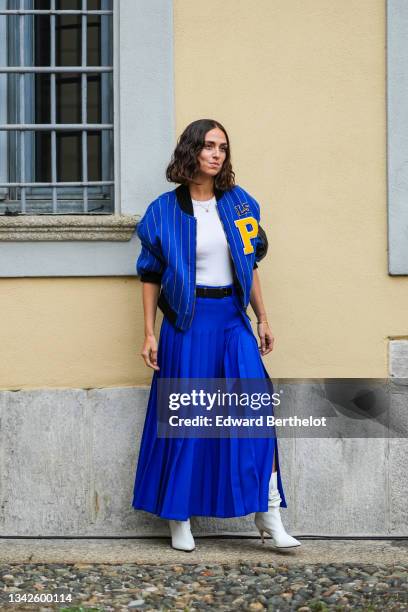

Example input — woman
[132,119,300,552]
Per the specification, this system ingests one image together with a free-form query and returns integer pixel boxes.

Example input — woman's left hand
[257,321,275,355]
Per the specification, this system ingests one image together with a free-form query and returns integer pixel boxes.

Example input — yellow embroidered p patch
[234,216,258,254]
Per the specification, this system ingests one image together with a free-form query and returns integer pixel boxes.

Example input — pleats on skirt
[132,282,287,520]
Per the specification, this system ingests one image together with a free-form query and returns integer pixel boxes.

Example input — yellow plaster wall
[0,0,405,390]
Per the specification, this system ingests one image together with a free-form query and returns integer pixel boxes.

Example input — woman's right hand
[141,334,160,370]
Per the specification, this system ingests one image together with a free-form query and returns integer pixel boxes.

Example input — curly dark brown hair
[166,119,235,191]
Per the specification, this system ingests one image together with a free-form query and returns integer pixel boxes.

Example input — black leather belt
[195,286,233,298]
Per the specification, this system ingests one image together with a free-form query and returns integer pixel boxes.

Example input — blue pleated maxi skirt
[132,282,287,520]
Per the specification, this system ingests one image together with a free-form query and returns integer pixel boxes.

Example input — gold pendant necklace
[197,203,210,212]
[194,200,212,213]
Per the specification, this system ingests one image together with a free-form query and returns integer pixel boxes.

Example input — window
[0,0,174,273]
[0,0,114,215]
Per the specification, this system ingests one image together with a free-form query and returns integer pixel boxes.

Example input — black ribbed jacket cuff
[140,271,162,285]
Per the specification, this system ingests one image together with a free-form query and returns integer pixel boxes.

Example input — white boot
[254,471,301,548]
[168,519,195,552]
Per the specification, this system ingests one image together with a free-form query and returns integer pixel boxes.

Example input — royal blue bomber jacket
[135,183,268,332]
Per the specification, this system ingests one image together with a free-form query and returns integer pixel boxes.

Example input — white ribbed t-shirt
[192,196,235,286]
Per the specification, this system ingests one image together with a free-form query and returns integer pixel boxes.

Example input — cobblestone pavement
[1,560,408,611]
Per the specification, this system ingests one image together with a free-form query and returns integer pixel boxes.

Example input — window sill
[0,214,139,242]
